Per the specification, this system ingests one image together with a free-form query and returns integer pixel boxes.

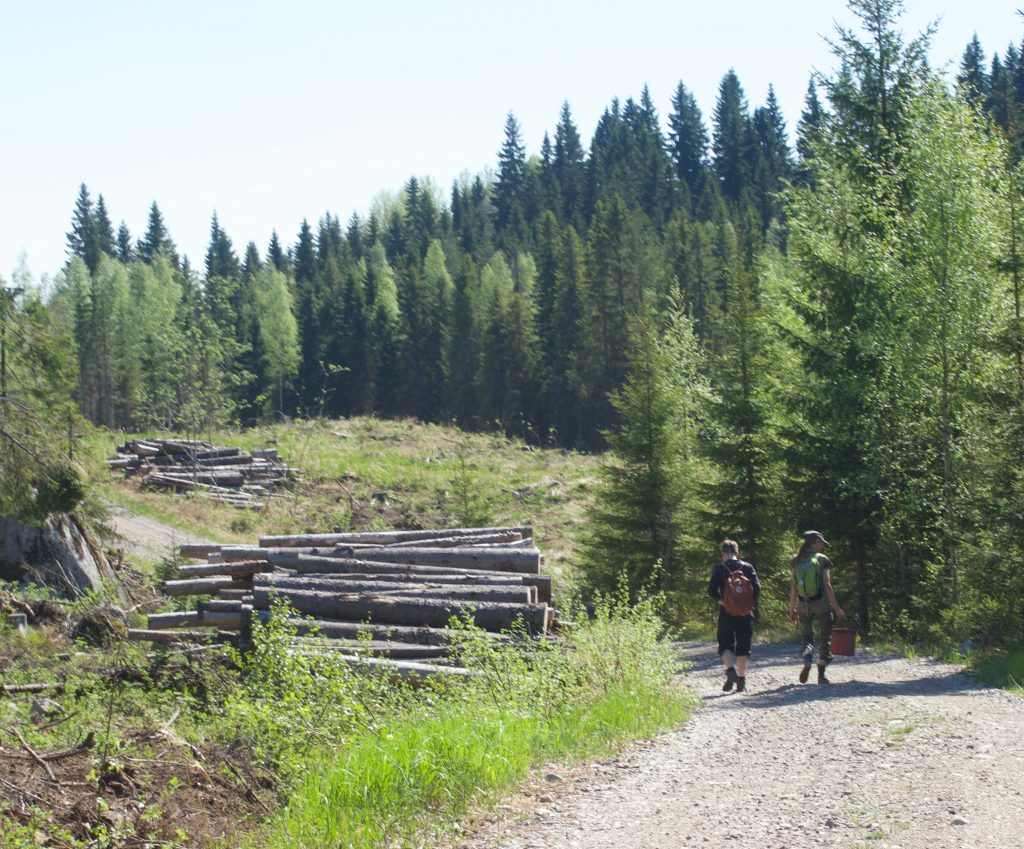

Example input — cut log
[148,471,246,488]
[127,629,220,644]
[252,587,548,633]
[288,556,552,602]
[309,653,479,682]
[146,610,242,629]
[194,447,241,460]
[217,589,254,601]
[325,546,542,575]
[161,577,252,597]
[177,561,275,577]
[258,526,533,548]
[257,575,535,604]
[292,638,451,659]
[179,543,222,558]
[386,531,523,548]
[255,615,508,646]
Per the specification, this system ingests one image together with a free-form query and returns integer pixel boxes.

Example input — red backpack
[722,561,756,616]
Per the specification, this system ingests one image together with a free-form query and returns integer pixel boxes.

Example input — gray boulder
[0,513,122,598]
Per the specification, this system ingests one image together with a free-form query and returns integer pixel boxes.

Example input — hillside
[94,417,600,588]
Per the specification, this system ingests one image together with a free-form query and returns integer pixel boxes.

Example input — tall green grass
[246,596,691,849]
[971,649,1024,694]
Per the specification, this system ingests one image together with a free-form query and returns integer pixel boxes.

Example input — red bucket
[831,628,856,656]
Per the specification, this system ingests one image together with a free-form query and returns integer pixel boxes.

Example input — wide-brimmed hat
[803,530,828,545]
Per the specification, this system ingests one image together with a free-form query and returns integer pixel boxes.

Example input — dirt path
[460,641,1024,849]
[105,503,218,563]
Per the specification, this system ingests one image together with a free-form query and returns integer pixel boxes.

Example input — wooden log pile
[128,525,554,682]
[107,438,296,508]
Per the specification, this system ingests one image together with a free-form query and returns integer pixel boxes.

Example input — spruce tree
[580,300,707,599]
[553,102,586,227]
[712,70,754,203]
[494,112,528,245]
[66,184,99,273]
[958,34,989,108]
[137,202,179,266]
[667,81,710,204]
[115,222,133,264]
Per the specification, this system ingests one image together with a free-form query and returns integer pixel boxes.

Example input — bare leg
[736,656,747,676]
[721,650,736,670]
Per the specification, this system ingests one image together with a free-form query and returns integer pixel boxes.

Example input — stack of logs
[108,439,296,508]
[127,526,553,681]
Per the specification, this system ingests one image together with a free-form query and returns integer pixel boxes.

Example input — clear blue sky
[1,1,1016,282]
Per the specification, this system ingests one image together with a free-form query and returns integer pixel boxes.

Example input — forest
[4,0,1024,648]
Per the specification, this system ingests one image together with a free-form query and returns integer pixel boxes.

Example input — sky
[0,1,1016,282]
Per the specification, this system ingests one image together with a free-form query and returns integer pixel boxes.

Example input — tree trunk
[258,575,535,604]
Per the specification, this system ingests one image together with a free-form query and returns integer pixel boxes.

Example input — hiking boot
[723,666,738,692]
[817,665,830,685]
[735,676,746,693]
[799,663,812,684]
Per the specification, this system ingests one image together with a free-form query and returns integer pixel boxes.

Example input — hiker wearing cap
[708,539,761,693]
[789,530,846,685]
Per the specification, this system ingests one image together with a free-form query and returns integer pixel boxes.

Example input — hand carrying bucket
[830,627,856,656]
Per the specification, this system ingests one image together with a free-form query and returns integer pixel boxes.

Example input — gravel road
[105,503,217,562]
[459,641,1024,849]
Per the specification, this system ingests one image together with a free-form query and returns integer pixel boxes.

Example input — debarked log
[258,525,533,548]
[255,615,510,646]
[257,575,535,604]
[176,561,277,578]
[288,555,552,602]
[325,546,542,574]
[252,588,549,633]
[126,629,221,644]
[146,610,243,629]
[161,577,253,597]
[291,637,451,659]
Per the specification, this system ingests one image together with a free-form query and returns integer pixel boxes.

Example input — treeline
[8,0,1024,645]
[53,68,799,444]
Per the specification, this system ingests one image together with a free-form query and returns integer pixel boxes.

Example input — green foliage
[580,301,707,599]
[250,595,688,849]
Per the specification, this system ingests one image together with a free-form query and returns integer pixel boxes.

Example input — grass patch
[970,649,1024,694]
[247,595,692,849]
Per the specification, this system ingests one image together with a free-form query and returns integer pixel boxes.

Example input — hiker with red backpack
[789,530,846,685]
[707,539,761,693]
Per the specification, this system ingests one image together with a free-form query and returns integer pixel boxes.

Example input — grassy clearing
[89,417,600,585]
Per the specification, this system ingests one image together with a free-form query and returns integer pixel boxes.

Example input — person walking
[708,539,761,693]
[789,530,846,685]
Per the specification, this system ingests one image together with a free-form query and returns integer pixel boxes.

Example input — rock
[951,815,969,825]
[30,698,62,723]
[5,612,28,636]
[0,514,123,599]
[543,772,564,783]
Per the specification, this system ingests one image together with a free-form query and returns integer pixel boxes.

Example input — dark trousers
[717,609,754,657]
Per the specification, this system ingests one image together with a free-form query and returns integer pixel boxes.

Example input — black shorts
[717,609,753,657]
